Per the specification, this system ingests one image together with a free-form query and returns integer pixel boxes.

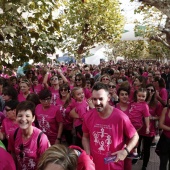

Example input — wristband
[124,147,130,155]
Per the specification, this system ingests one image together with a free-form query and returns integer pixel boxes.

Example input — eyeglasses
[19,144,24,159]
[85,70,89,71]
[50,77,58,81]
[60,88,68,92]
[5,108,12,112]
[109,85,116,88]
[75,79,81,82]
[102,78,109,81]
[41,98,51,102]
[147,89,154,92]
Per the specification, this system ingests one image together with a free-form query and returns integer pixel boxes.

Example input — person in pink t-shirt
[0,147,16,170]
[18,79,32,102]
[0,100,19,143]
[43,69,68,106]
[128,88,150,159]
[56,83,74,145]
[138,84,162,170]
[69,87,91,147]
[82,82,139,170]
[116,87,132,170]
[8,101,50,170]
[32,76,44,94]
[35,89,63,145]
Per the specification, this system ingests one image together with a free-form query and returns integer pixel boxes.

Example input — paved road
[132,147,160,170]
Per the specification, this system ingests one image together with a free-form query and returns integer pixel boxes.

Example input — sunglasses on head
[75,79,81,82]
[109,85,116,88]
[147,89,154,92]
[19,144,24,159]
[50,77,58,81]
[60,88,68,92]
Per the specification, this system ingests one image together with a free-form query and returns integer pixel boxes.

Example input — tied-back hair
[37,144,78,170]
[133,87,149,102]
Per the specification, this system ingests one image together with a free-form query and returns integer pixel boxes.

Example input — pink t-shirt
[139,102,162,137]
[49,87,59,106]
[163,108,170,138]
[129,102,150,129]
[159,87,168,103]
[35,104,63,145]
[116,103,131,117]
[0,147,16,170]
[18,92,31,102]
[1,118,19,140]
[8,127,49,170]
[0,112,5,125]
[83,88,92,99]
[32,84,43,94]
[74,100,89,127]
[82,108,136,170]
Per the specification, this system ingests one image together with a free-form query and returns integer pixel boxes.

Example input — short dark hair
[2,86,18,100]
[16,101,35,116]
[38,89,52,100]
[117,87,130,96]
[5,100,19,110]
[92,82,109,92]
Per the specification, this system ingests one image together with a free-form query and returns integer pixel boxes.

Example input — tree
[0,0,61,67]
[59,0,124,60]
[132,0,170,49]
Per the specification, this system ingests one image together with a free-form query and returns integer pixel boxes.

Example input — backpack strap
[37,132,43,148]
[14,128,19,140]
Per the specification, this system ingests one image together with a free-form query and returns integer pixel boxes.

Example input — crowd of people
[0,59,170,170]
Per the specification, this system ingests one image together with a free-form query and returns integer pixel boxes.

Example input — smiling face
[16,110,35,129]
[137,91,147,103]
[92,89,110,113]
[118,90,129,104]
[20,82,30,94]
[73,88,84,102]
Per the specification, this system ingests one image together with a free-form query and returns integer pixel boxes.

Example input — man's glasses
[147,89,154,92]
[41,98,51,102]
[50,77,58,81]
[75,79,81,82]
[19,144,24,159]
[109,85,116,89]
[60,88,68,92]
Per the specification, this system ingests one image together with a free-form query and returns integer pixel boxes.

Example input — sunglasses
[19,144,24,159]
[60,88,68,92]
[147,89,154,92]
[75,79,81,82]
[2,93,8,96]
[5,108,13,112]
[109,85,116,88]
[50,77,58,81]
[85,70,89,71]
[102,78,109,81]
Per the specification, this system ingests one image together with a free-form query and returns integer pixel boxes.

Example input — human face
[2,93,11,102]
[147,86,155,96]
[108,83,116,94]
[92,89,109,113]
[33,79,38,85]
[134,78,141,87]
[155,71,161,78]
[44,163,64,170]
[101,77,110,85]
[5,107,15,119]
[20,82,30,94]
[40,97,51,108]
[73,88,84,102]
[60,88,69,97]
[137,91,147,103]
[75,77,82,86]
[50,76,58,85]
[119,90,129,104]
[16,110,35,129]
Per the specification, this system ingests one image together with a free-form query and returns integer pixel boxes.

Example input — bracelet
[124,147,130,155]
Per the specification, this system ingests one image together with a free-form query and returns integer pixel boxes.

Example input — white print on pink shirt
[92,125,112,154]
[60,106,66,117]
[39,116,50,133]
